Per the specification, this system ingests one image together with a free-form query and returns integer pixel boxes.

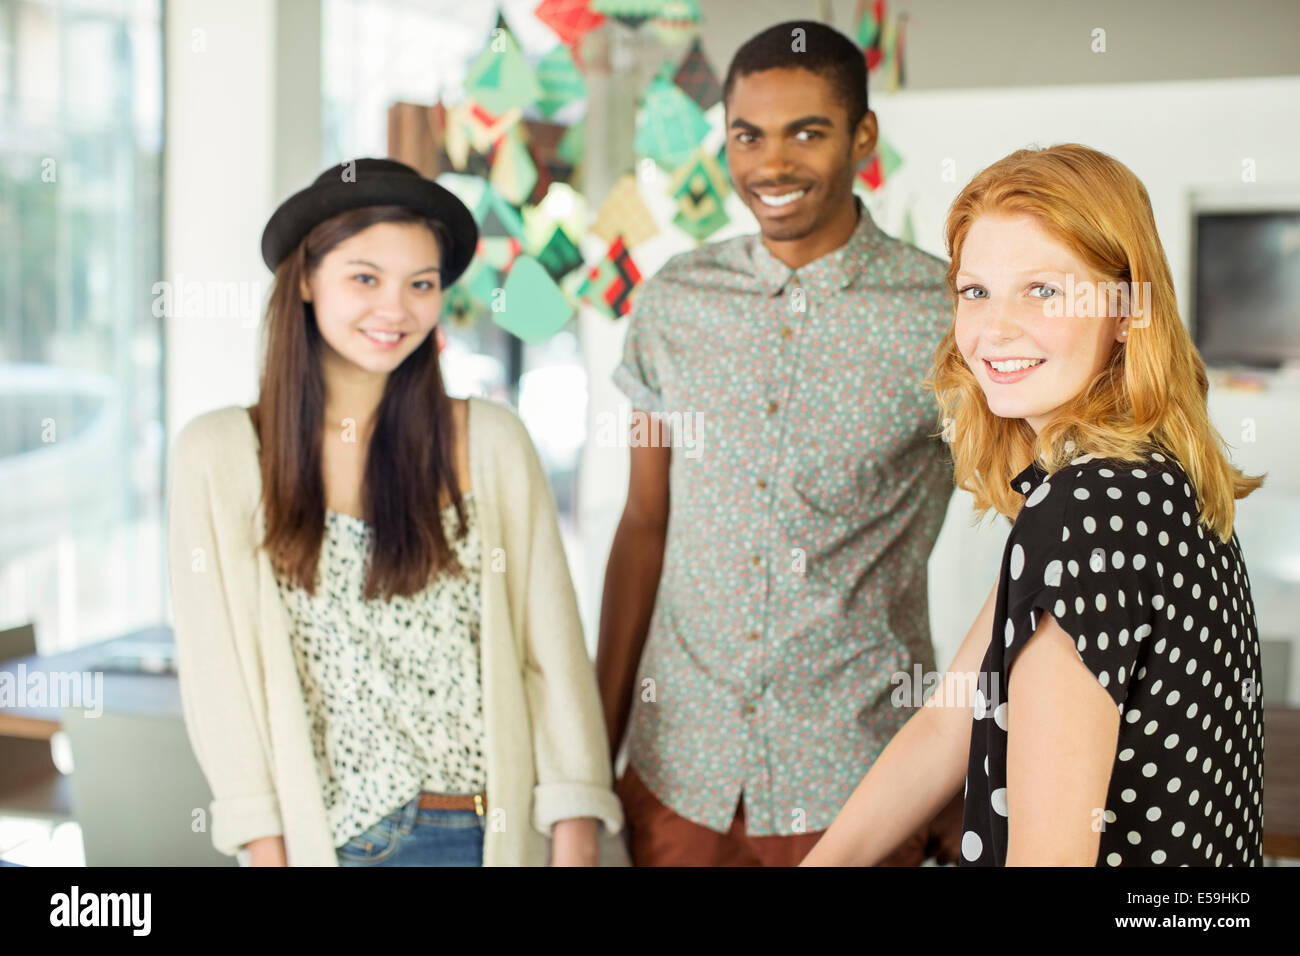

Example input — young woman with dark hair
[167,158,624,867]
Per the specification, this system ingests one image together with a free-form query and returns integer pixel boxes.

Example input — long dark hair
[250,205,467,600]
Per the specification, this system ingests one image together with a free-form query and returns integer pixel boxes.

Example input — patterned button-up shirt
[611,197,956,835]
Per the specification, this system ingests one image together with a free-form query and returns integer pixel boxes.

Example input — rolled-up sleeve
[167,421,284,856]
[611,277,667,413]
[509,417,625,838]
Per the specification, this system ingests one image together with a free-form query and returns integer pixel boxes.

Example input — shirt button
[756,477,767,490]
[751,555,761,566]
[780,326,793,339]
[746,631,761,641]
[766,400,779,415]
[743,703,756,715]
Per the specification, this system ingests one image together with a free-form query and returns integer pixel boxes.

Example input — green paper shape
[635,74,710,171]
[536,44,587,118]
[466,258,502,307]
[465,20,541,115]
[489,128,539,207]
[472,182,527,241]
[593,0,668,29]
[440,283,480,329]
[495,256,575,344]
[671,152,730,240]
[673,204,728,240]
[536,226,584,280]
[878,136,903,178]
[558,118,585,167]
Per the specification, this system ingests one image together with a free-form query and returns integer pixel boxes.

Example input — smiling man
[596,20,961,866]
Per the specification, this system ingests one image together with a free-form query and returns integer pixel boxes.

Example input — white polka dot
[1004,618,1015,647]
[1133,553,1146,570]
[1044,560,1063,587]
[1010,544,1025,580]
[961,830,983,861]
[1083,515,1097,533]
[990,788,1008,817]
[1074,487,1091,500]
[993,702,1008,731]
[1025,482,1052,508]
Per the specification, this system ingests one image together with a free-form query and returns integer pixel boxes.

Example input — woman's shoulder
[1011,449,1191,553]
[1031,450,1187,506]
[466,396,543,467]
[172,405,257,467]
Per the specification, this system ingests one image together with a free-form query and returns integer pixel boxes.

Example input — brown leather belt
[418,791,486,816]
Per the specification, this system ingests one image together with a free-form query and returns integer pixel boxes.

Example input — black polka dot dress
[274,494,487,848]
[961,451,1265,866]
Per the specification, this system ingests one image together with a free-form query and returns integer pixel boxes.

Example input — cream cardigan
[166,397,626,866]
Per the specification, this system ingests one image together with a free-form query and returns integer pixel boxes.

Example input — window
[0,0,164,652]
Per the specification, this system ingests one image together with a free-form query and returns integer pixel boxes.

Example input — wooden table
[0,625,181,739]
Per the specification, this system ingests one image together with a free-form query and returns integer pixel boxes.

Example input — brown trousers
[614,764,964,866]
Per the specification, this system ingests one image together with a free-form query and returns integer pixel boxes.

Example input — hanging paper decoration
[488,126,539,207]
[535,225,585,280]
[577,236,642,318]
[672,36,722,111]
[472,183,526,239]
[558,118,585,168]
[648,0,702,46]
[494,255,576,343]
[464,15,542,116]
[670,148,730,240]
[445,100,522,166]
[887,14,907,92]
[634,71,710,172]
[534,0,606,63]
[856,0,907,90]
[592,0,667,30]
[440,282,479,329]
[856,0,886,71]
[451,255,499,309]
[535,44,587,118]
[521,119,575,207]
[526,181,588,248]
[591,173,658,248]
[858,135,902,191]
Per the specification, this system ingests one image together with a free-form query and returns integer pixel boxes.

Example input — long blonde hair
[927,143,1263,542]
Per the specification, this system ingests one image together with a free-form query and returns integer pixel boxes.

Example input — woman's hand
[244,835,288,866]
[550,817,601,866]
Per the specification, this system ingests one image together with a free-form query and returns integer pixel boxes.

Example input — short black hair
[723,20,868,131]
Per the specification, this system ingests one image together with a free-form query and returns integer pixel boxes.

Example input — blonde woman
[803,144,1266,867]
[167,158,623,867]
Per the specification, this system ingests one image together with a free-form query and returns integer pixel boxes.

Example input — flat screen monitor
[1194,211,1300,368]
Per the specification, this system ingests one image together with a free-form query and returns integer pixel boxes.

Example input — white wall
[163,0,321,444]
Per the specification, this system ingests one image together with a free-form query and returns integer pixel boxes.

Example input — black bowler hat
[260,157,479,284]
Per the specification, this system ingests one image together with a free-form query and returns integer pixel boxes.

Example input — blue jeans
[335,792,484,867]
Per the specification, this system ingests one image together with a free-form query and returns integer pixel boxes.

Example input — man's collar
[748,195,883,296]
